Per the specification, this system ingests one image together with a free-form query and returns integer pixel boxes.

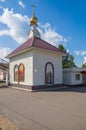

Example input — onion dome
[28,5,41,39]
[30,14,38,26]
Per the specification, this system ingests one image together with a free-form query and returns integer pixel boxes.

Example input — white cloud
[18,1,25,8]
[0,8,29,44]
[74,50,86,56]
[0,8,67,46]
[0,30,9,36]
[83,57,86,64]
[66,49,69,53]
[39,23,68,46]
[74,50,80,55]
[74,50,86,65]
[0,47,11,60]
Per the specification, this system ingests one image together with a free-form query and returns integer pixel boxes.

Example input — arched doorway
[14,65,18,82]
[45,62,54,84]
[14,64,25,84]
[19,63,25,82]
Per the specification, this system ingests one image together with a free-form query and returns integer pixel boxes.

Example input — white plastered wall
[63,69,83,85]
[63,71,71,85]
[71,72,82,85]
[9,50,33,85]
[33,48,63,86]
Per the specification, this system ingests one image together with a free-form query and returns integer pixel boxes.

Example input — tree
[58,44,66,52]
[82,63,86,68]
[58,44,76,68]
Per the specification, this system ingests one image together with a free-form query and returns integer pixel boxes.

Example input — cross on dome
[32,4,36,16]
[30,4,38,26]
[29,5,41,39]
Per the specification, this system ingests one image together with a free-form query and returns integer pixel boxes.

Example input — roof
[0,58,9,70]
[0,63,9,70]
[6,37,66,58]
[63,67,86,72]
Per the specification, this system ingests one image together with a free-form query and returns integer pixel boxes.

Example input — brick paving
[0,115,19,130]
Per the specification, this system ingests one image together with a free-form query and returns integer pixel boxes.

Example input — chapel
[6,7,66,91]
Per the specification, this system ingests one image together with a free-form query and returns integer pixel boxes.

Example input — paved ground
[0,87,86,130]
[0,115,19,130]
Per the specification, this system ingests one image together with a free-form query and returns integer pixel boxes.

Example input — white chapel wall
[10,50,33,85]
[33,49,63,86]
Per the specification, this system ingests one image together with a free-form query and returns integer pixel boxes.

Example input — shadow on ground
[37,86,86,93]
[0,85,86,93]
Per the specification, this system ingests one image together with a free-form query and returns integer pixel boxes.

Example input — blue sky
[0,0,86,67]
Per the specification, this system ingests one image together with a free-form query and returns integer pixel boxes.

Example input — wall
[63,71,71,85]
[33,48,63,86]
[82,73,86,84]
[0,70,6,80]
[10,50,33,85]
[71,72,82,85]
[63,69,83,85]
[9,48,63,86]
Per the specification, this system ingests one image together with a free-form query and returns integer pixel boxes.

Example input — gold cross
[32,4,36,16]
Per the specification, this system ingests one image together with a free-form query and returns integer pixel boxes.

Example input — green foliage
[58,44,76,68]
[58,44,66,52]
[82,63,86,68]
[0,83,7,87]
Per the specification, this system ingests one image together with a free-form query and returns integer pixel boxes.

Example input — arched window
[14,65,18,81]
[19,64,25,82]
[45,62,54,84]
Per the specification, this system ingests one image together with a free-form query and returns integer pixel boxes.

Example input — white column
[6,70,9,85]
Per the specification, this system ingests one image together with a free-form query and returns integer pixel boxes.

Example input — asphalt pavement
[0,87,86,130]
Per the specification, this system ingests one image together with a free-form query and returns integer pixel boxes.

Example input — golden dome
[30,15,38,26]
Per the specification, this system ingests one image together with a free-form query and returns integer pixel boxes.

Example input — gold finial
[30,4,38,26]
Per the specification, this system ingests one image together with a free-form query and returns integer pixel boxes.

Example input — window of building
[46,71,53,84]
[45,62,54,84]
[14,65,18,81]
[75,74,80,80]
[19,64,24,82]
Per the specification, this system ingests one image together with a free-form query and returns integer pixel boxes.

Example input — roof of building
[6,37,66,58]
[63,67,86,72]
[0,63,9,70]
[0,58,9,70]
